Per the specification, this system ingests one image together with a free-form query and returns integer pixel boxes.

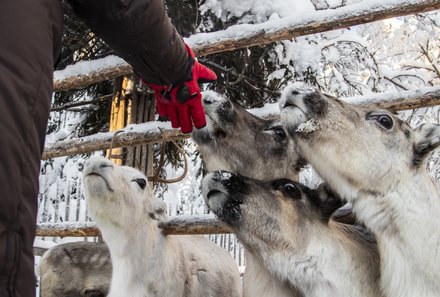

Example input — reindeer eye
[271,179,301,199]
[377,115,393,130]
[367,112,394,130]
[283,183,297,193]
[265,126,286,141]
[133,178,147,189]
[280,182,301,199]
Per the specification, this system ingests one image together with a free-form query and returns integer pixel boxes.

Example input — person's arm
[68,0,217,133]
[68,0,190,85]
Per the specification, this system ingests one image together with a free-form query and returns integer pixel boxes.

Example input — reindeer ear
[413,123,440,166]
[314,183,345,222]
[149,199,167,221]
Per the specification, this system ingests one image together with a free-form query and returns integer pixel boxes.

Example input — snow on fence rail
[42,86,440,160]
[53,0,440,91]
[37,215,230,237]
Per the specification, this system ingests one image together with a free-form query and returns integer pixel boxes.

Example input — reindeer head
[279,86,440,198]
[193,91,305,180]
[83,157,167,228]
[202,170,343,254]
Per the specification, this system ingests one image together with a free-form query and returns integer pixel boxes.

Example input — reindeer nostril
[291,90,300,95]
[284,100,295,109]
[207,189,222,200]
[83,289,106,297]
[203,98,213,105]
[99,163,113,169]
[211,171,221,181]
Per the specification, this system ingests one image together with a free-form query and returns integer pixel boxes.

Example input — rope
[106,128,188,184]
[107,130,125,160]
[147,128,188,184]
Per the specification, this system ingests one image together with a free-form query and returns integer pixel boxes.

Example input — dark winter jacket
[68,0,192,85]
[0,1,191,297]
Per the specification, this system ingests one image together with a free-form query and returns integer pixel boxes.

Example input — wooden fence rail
[42,85,440,160]
[37,215,230,237]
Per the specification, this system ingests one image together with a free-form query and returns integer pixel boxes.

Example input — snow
[219,171,233,180]
[163,213,218,221]
[44,121,172,147]
[346,85,440,106]
[199,0,315,20]
[296,119,320,133]
[53,55,126,81]
[247,102,279,118]
[34,239,57,250]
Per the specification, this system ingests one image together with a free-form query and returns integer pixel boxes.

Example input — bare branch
[419,43,440,79]
[384,76,409,91]
[50,94,113,112]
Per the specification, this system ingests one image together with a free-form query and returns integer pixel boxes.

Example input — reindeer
[280,87,440,297]
[83,157,242,297]
[193,91,309,296]
[202,170,382,297]
[38,241,111,297]
[192,90,307,181]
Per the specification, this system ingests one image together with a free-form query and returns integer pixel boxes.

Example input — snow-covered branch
[42,85,440,160]
[346,85,440,110]
[53,0,440,91]
[36,215,230,237]
[42,121,189,160]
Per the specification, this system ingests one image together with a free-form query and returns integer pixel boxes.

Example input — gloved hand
[146,44,217,133]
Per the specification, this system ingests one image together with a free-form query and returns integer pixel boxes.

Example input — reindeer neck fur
[260,221,380,297]
[99,215,182,297]
[243,251,298,297]
[351,171,440,297]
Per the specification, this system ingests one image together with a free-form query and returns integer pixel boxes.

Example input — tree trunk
[107,76,133,164]
[124,80,156,177]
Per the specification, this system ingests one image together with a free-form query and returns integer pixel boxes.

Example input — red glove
[146,44,217,133]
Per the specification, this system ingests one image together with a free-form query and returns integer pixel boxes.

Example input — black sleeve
[67,0,191,85]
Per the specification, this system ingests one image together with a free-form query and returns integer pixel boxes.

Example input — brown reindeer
[280,87,440,297]
[202,171,382,297]
[192,90,356,297]
[192,90,306,181]
[193,91,303,297]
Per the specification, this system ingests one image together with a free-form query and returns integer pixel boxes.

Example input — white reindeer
[83,157,242,297]
[38,241,111,297]
[202,170,382,297]
[280,87,440,297]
